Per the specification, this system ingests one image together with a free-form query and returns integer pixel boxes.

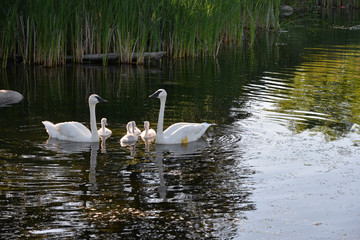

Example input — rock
[280,5,294,17]
[0,90,23,107]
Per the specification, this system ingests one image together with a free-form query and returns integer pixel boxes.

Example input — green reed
[1,0,18,68]
[0,0,286,67]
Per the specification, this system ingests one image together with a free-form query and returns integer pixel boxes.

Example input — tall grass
[0,0,283,67]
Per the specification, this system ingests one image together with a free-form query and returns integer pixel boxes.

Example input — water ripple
[208,125,243,148]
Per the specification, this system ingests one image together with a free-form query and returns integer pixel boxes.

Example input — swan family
[42,89,213,146]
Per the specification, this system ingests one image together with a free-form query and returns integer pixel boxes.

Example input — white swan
[124,121,141,136]
[149,89,212,144]
[132,121,141,136]
[120,121,138,145]
[42,94,107,142]
[98,118,112,137]
[140,121,156,140]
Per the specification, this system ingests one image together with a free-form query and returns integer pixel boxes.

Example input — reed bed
[1,0,282,67]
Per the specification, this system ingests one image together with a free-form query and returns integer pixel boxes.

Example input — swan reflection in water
[143,137,155,153]
[43,136,209,201]
[152,139,209,202]
[43,138,99,191]
[154,138,208,157]
[100,135,110,153]
[120,140,137,157]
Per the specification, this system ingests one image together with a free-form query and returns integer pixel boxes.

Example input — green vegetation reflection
[273,44,360,140]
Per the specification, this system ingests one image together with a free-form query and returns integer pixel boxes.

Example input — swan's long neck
[156,96,166,141]
[144,126,149,137]
[89,103,98,141]
[131,121,136,134]
[101,121,106,133]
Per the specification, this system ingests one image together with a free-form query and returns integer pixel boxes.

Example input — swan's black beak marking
[149,90,161,98]
[96,96,107,103]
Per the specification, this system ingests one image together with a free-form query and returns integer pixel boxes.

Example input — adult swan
[42,94,107,142]
[150,89,212,144]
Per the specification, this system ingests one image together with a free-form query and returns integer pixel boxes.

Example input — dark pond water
[1,13,360,239]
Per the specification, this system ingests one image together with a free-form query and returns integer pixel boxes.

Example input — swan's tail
[201,122,216,129]
[42,121,57,138]
[202,122,216,126]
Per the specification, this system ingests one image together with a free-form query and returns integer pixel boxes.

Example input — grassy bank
[0,0,282,67]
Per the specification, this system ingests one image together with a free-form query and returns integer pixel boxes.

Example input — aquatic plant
[0,0,284,67]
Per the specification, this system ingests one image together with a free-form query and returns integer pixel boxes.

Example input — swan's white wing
[56,121,91,138]
[163,123,211,144]
[147,129,156,138]
[43,121,92,142]
[163,122,192,135]
[141,128,156,139]
[120,134,138,145]
[98,127,112,137]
